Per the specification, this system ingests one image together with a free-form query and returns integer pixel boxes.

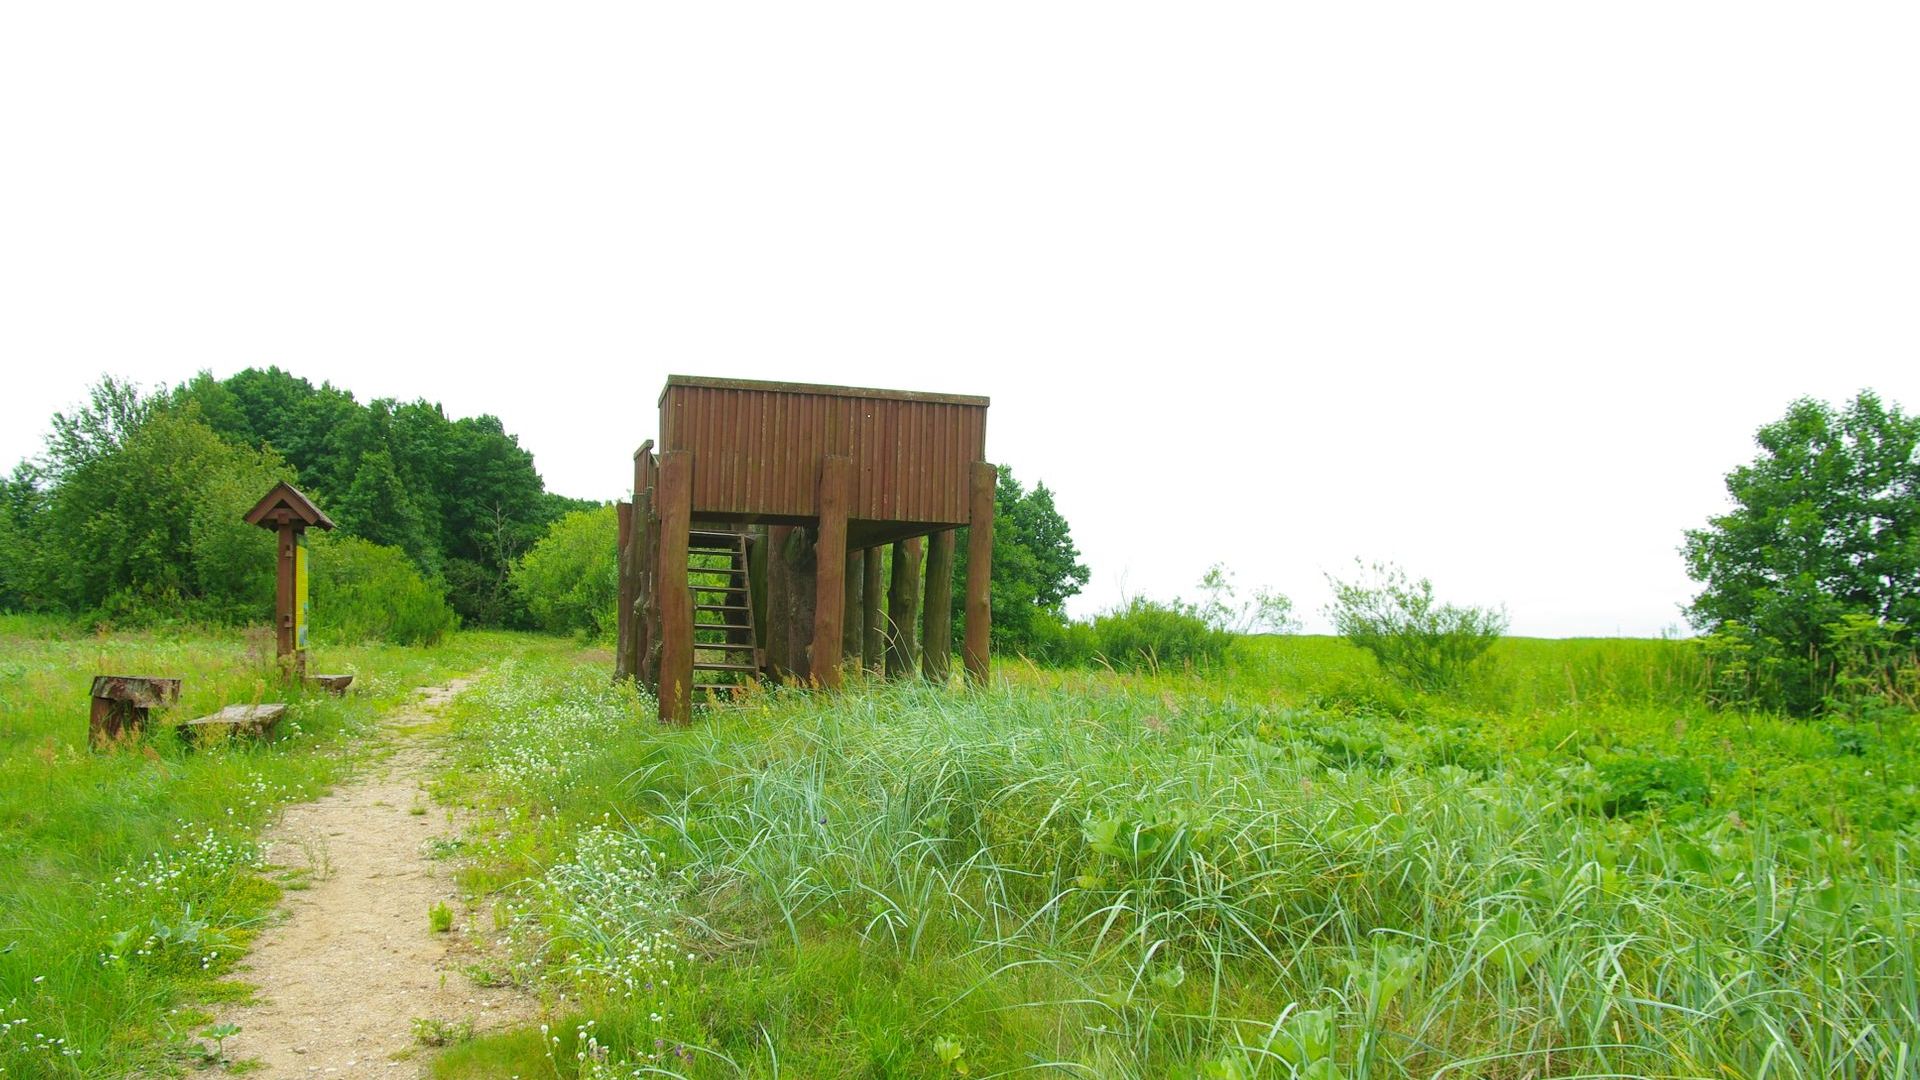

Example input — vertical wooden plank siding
[811,456,854,688]
[963,461,995,684]
[657,452,694,725]
[862,549,885,674]
[886,537,923,678]
[922,528,955,683]
[659,380,986,523]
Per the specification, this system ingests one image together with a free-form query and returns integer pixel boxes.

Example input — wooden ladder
[687,530,759,698]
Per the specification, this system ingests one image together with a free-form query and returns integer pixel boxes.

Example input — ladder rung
[694,641,756,651]
[694,662,758,672]
[696,604,750,612]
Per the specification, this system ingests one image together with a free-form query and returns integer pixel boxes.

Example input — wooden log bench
[90,675,182,749]
[177,703,288,743]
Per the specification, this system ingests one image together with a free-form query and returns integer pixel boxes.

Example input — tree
[951,466,1091,655]
[1682,390,1920,714]
[510,504,620,638]
[1324,561,1507,691]
[37,403,291,622]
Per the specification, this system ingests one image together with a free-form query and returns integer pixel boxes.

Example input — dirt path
[214,677,537,1076]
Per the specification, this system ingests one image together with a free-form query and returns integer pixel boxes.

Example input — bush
[511,505,619,639]
[1325,561,1507,692]
[307,533,457,645]
[1090,597,1233,672]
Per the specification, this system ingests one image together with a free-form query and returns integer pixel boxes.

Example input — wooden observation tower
[617,376,994,724]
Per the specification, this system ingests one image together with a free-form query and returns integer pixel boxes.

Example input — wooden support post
[964,461,995,684]
[747,527,769,673]
[922,529,955,683]
[811,456,854,688]
[275,522,300,676]
[843,550,864,665]
[657,451,694,725]
[615,500,633,682]
[766,525,793,681]
[632,488,653,689]
[886,537,923,679]
[637,440,660,684]
[862,547,885,674]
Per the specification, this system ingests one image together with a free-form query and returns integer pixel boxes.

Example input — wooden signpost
[243,482,335,680]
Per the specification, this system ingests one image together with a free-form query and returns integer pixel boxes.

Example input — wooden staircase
[687,530,759,697]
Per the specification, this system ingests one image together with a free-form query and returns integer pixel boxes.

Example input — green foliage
[1683,390,1920,714]
[953,466,1089,655]
[1197,562,1298,634]
[0,618,529,1077]
[0,464,51,611]
[510,504,619,639]
[1090,597,1233,672]
[36,405,292,624]
[308,533,458,645]
[435,645,1920,1079]
[173,367,588,626]
[1324,561,1507,691]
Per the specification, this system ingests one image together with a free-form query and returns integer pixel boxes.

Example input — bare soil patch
[213,678,536,1076]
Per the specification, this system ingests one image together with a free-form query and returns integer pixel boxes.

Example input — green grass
[0,614,554,1077]
[431,638,1918,1078]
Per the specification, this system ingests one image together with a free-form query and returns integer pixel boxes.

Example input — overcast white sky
[3,4,1916,635]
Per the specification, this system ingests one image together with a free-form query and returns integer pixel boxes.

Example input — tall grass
[0,616,528,1077]
[437,648,1917,1079]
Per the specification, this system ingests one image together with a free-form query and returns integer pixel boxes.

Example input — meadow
[0,615,547,1077]
[0,621,1912,1077]
[426,635,1917,1079]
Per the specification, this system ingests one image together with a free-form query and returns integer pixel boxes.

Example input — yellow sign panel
[294,532,309,650]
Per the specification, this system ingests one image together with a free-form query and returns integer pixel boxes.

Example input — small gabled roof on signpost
[244,482,336,531]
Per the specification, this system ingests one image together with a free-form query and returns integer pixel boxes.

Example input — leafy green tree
[176,366,575,625]
[307,533,457,645]
[952,466,1090,655]
[37,404,291,622]
[332,448,437,569]
[511,504,620,638]
[1325,561,1507,692]
[1683,390,1920,714]
[0,463,51,610]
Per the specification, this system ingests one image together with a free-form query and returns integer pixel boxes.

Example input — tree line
[0,370,589,631]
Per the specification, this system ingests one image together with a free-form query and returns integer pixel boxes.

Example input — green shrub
[1090,597,1232,672]
[1021,608,1098,666]
[308,533,457,645]
[1325,561,1507,691]
[510,505,619,639]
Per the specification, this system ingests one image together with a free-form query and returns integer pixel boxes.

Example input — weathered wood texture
[631,489,653,687]
[964,461,995,683]
[615,500,633,682]
[811,457,854,688]
[765,525,793,681]
[886,537,923,678]
[657,451,694,725]
[922,529,955,683]
[89,675,182,749]
[862,550,885,674]
[179,703,286,742]
[658,377,989,525]
[780,527,818,681]
[307,674,353,695]
[842,550,864,661]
